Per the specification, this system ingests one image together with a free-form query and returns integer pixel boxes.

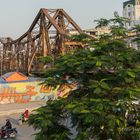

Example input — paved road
[0,113,36,140]
[0,101,46,140]
[0,101,46,116]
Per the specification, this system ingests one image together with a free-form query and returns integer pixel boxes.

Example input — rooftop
[0,72,39,83]
[123,0,140,8]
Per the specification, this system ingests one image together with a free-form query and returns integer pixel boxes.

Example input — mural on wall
[0,81,77,104]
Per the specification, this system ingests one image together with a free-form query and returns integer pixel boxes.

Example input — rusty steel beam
[0,8,84,74]
[42,9,66,35]
[60,9,83,33]
[11,10,41,44]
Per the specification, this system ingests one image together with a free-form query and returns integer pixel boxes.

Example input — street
[0,113,36,140]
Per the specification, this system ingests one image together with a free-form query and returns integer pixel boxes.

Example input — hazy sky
[0,0,125,38]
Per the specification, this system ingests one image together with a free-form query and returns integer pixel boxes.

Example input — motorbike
[18,113,29,125]
[0,126,17,139]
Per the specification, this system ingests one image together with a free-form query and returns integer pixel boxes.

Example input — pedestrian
[23,108,29,121]
[4,119,12,130]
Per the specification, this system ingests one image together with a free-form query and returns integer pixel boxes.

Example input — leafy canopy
[29,16,140,140]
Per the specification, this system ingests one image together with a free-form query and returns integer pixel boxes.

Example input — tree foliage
[29,15,140,140]
[94,12,129,28]
[94,18,110,28]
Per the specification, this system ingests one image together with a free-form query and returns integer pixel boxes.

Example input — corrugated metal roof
[0,72,46,84]
[2,71,28,79]
[2,72,15,79]
[28,77,39,82]
[2,77,40,83]
[7,77,39,83]
[0,72,42,83]
[0,77,7,83]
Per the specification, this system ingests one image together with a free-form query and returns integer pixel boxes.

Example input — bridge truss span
[0,8,83,74]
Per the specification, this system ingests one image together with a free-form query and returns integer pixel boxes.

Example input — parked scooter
[0,126,17,139]
[18,109,29,125]
[18,113,26,125]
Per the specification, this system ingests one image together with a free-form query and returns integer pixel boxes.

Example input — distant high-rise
[123,0,140,28]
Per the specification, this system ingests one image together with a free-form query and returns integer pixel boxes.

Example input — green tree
[94,18,110,28]
[93,12,129,40]
[111,11,129,27]
[110,26,127,39]
[109,12,129,39]
[29,34,140,140]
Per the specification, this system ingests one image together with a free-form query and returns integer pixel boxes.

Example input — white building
[123,0,140,28]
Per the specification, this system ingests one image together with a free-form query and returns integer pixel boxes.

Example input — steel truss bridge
[0,8,83,74]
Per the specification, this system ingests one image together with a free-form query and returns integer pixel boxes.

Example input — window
[128,12,131,17]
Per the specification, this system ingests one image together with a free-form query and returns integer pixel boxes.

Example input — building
[123,0,140,28]
[84,27,111,38]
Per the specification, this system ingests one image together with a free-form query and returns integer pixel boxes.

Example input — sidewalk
[0,101,46,116]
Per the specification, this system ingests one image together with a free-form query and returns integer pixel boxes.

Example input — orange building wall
[5,73,28,82]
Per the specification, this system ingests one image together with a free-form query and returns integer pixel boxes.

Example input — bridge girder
[0,8,83,74]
